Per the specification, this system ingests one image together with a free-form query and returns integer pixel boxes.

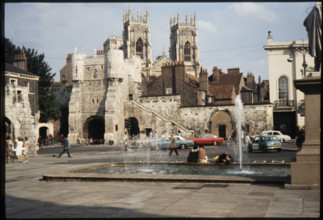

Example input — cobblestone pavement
[5,148,320,218]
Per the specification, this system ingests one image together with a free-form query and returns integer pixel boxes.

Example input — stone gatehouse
[55,8,274,145]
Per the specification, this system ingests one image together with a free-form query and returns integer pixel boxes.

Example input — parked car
[248,135,281,152]
[260,130,291,143]
[149,135,195,150]
[187,133,224,146]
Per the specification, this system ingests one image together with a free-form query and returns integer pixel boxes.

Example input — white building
[264,31,315,138]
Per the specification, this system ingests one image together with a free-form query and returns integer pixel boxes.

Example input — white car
[260,130,291,143]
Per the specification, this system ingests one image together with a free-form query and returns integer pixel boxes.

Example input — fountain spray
[234,95,244,169]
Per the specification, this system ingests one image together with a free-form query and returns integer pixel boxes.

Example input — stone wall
[5,80,38,154]
[135,94,273,139]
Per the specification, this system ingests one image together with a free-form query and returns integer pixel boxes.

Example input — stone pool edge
[42,162,290,185]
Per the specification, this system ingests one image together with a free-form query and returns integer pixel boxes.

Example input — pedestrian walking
[14,137,25,163]
[6,136,14,163]
[169,134,179,156]
[58,136,72,158]
[23,137,30,162]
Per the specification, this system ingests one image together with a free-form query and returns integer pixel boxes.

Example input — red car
[188,133,224,146]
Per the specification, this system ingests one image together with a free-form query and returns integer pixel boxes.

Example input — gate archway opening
[127,117,139,138]
[211,111,232,139]
[39,127,49,139]
[84,116,105,140]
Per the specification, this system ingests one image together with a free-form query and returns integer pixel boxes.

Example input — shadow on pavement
[5,195,163,218]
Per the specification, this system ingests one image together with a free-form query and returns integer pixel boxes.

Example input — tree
[5,38,60,122]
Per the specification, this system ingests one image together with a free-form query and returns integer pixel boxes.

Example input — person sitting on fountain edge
[212,153,232,165]
[187,144,199,163]
[197,145,208,163]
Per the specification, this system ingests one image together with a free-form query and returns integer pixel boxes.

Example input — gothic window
[93,69,98,79]
[278,76,288,106]
[136,38,143,59]
[184,42,191,61]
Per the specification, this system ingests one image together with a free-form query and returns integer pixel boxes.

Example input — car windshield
[253,136,265,142]
[266,136,279,141]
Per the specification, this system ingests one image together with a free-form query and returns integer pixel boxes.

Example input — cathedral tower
[123,8,152,77]
[169,11,201,77]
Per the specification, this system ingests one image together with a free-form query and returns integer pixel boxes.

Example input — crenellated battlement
[162,61,185,67]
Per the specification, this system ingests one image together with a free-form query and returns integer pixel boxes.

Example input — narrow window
[136,38,143,58]
[17,91,22,102]
[278,76,288,106]
[184,41,191,61]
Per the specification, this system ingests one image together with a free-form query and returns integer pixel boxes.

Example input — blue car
[149,136,195,150]
[248,135,281,152]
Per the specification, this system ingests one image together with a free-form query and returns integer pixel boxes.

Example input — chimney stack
[13,53,28,71]
[212,66,219,82]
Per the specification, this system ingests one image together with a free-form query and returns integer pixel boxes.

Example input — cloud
[198,20,217,34]
[230,3,281,23]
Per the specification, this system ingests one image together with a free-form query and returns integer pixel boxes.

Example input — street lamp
[301,46,308,78]
[287,42,308,78]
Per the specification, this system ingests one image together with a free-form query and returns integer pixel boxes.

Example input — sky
[4,2,316,82]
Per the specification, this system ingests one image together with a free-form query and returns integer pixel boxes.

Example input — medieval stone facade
[4,54,40,154]
[55,9,273,145]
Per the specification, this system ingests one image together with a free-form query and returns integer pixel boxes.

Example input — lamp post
[301,46,308,78]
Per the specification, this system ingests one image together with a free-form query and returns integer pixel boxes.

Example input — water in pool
[73,163,290,177]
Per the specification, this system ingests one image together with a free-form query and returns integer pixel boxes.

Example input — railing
[274,100,295,107]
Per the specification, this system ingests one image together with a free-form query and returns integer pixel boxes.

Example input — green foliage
[5,37,61,122]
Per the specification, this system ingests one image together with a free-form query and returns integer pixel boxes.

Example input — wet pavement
[5,143,320,218]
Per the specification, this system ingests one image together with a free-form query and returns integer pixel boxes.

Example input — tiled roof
[5,63,38,77]
[208,73,242,99]
[209,84,234,99]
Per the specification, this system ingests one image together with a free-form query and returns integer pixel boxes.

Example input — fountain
[43,98,290,184]
[233,95,244,170]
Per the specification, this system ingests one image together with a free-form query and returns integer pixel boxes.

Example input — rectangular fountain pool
[72,163,290,178]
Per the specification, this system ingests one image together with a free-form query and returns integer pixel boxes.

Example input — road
[37,139,298,164]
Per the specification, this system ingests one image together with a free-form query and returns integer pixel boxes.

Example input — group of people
[186,144,208,163]
[37,134,54,148]
[5,136,30,163]
[168,134,233,165]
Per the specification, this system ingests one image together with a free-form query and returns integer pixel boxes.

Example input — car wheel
[213,141,217,146]
[280,139,285,143]
[263,148,267,153]
[181,144,185,149]
[277,148,281,152]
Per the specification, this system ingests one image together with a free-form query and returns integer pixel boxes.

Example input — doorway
[219,125,226,139]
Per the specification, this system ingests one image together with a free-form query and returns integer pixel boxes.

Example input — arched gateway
[83,116,105,140]
[126,117,140,137]
[211,111,232,140]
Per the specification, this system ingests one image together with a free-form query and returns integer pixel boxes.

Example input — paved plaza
[5,147,320,218]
